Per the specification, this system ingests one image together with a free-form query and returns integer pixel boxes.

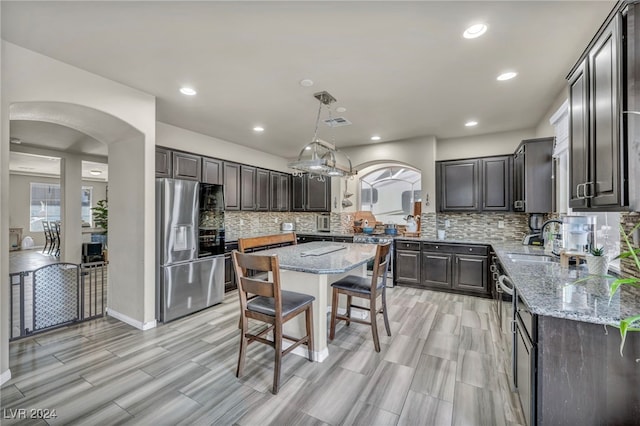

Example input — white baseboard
[0,369,11,385]
[106,308,157,330]
[282,341,329,362]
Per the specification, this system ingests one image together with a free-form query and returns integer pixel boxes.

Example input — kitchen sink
[506,253,558,263]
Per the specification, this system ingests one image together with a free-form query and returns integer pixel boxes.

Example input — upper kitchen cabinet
[156,147,172,177]
[172,151,202,181]
[568,9,629,210]
[513,138,554,213]
[240,165,257,210]
[202,157,223,185]
[436,155,511,212]
[223,162,241,211]
[291,174,331,212]
[270,171,290,212]
[437,159,480,211]
[256,168,270,211]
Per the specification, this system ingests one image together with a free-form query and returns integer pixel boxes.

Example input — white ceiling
[2,1,615,159]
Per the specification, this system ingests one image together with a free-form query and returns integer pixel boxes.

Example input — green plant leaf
[619,314,640,356]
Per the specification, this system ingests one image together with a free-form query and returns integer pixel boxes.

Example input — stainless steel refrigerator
[156,178,225,323]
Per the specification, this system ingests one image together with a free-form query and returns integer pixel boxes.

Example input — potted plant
[91,199,108,260]
[586,246,608,276]
[609,222,640,355]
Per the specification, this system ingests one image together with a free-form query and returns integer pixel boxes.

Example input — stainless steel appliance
[281,222,295,231]
[316,213,331,232]
[156,178,225,323]
[352,234,394,287]
[513,288,536,426]
[522,213,545,245]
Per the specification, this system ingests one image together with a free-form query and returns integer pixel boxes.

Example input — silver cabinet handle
[585,181,595,199]
[576,183,585,199]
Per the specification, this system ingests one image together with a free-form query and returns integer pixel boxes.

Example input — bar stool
[232,250,314,394]
[329,242,392,352]
[42,221,53,254]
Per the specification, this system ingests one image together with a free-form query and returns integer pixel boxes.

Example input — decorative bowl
[363,227,374,234]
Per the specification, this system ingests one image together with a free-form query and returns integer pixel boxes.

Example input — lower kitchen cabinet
[394,241,421,285]
[394,240,490,297]
[224,242,238,292]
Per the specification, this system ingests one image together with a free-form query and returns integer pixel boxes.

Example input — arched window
[359,166,421,224]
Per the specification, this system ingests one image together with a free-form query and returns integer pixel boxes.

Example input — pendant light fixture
[287,91,356,181]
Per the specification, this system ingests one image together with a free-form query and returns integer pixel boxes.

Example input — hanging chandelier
[287,91,356,181]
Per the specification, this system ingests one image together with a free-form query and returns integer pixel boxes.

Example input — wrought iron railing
[9,261,108,340]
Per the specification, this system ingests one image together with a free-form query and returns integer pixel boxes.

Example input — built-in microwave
[316,214,331,232]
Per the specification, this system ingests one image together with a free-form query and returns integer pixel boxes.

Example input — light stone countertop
[256,241,377,274]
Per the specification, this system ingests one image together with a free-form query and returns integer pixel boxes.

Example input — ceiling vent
[323,117,352,127]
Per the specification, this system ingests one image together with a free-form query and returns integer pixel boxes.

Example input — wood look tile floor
[1,287,525,425]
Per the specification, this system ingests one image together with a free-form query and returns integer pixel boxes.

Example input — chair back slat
[240,276,275,298]
[238,233,297,253]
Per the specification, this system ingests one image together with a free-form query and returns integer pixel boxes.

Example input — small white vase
[587,256,608,276]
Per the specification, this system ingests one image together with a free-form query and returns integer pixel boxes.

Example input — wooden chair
[237,232,297,253]
[329,242,392,352]
[51,221,61,257]
[232,250,314,394]
[42,221,53,254]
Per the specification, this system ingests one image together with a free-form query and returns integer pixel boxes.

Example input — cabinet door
[224,253,237,292]
[395,250,421,285]
[256,168,270,211]
[240,166,257,210]
[589,17,623,208]
[307,176,331,211]
[172,151,201,181]
[223,162,241,211]
[568,60,590,209]
[279,174,290,211]
[202,157,223,185]
[452,254,488,294]
[421,251,452,289]
[482,156,511,211]
[513,148,525,211]
[438,160,480,211]
[291,175,306,211]
[156,147,172,177]
[270,172,290,212]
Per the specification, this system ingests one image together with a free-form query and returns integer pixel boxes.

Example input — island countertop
[257,241,377,274]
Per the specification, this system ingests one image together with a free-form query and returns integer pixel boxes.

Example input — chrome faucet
[540,219,563,253]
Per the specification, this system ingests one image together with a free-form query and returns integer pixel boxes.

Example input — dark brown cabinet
[155,147,172,177]
[291,174,331,212]
[395,240,490,296]
[240,165,257,210]
[223,162,241,211]
[513,138,554,213]
[256,169,270,211]
[172,151,201,181]
[270,172,290,212]
[568,14,627,210]
[394,241,421,286]
[437,159,480,211]
[224,241,238,292]
[202,157,223,185]
[482,156,512,211]
[437,155,511,212]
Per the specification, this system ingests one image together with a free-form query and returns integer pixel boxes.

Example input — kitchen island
[256,241,377,362]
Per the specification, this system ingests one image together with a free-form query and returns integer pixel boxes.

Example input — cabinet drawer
[422,242,488,256]
[395,241,420,251]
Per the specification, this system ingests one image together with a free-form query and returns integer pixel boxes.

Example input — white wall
[1,42,156,383]
[436,128,537,161]
[157,122,290,172]
[535,87,568,137]
[9,173,107,246]
[341,136,437,213]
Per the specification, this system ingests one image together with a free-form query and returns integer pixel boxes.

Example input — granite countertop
[491,242,638,327]
[257,241,377,274]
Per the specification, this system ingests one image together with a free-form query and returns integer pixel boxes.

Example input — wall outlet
[275,218,279,224]
[444,219,450,228]
[498,220,505,229]
[295,217,300,223]
[240,219,244,226]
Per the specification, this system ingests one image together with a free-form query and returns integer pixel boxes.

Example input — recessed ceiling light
[253,126,264,132]
[371,136,381,141]
[180,87,197,96]
[465,121,478,127]
[497,72,518,81]
[463,23,487,39]
[89,170,102,176]
[305,146,311,150]
[336,106,347,113]
[300,79,314,87]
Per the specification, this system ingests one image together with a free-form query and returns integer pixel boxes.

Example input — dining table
[256,241,378,362]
